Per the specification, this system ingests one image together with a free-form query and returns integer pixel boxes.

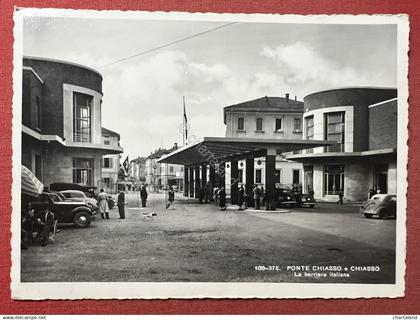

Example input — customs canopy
[157,137,335,166]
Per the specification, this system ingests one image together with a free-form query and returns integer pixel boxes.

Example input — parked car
[295,193,316,208]
[60,190,99,213]
[277,188,298,207]
[360,194,397,219]
[50,182,115,209]
[30,192,94,228]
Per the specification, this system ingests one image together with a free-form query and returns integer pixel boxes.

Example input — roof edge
[23,56,103,79]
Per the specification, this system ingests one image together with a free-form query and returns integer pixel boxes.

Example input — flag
[123,156,129,173]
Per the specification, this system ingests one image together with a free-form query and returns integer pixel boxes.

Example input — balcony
[324,144,344,153]
[73,133,92,143]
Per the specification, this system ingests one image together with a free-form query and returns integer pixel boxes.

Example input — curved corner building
[287,87,398,202]
[22,57,123,189]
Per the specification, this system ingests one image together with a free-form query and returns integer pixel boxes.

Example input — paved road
[21,193,396,283]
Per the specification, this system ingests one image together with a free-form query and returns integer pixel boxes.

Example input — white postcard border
[11,8,409,300]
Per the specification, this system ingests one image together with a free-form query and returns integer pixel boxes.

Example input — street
[21,193,396,283]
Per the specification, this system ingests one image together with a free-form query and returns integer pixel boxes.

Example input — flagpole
[183,96,185,147]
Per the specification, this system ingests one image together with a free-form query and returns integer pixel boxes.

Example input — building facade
[22,57,123,189]
[129,156,147,187]
[145,144,184,190]
[101,127,122,193]
[287,87,397,201]
[223,95,304,191]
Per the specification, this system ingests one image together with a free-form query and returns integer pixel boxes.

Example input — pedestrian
[140,186,148,208]
[98,189,110,219]
[368,188,374,199]
[213,186,220,206]
[117,191,126,219]
[337,189,344,205]
[218,187,226,211]
[238,185,245,210]
[261,186,266,207]
[253,184,261,210]
[166,186,175,210]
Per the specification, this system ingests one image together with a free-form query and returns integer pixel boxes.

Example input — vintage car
[295,193,316,208]
[360,194,397,219]
[60,190,99,213]
[50,182,115,209]
[31,192,94,227]
[276,188,298,207]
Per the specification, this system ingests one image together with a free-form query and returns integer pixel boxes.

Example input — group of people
[97,186,149,220]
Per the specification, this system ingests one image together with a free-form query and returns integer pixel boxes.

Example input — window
[35,95,41,130]
[169,166,174,173]
[306,116,314,139]
[293,170,300,184]
[324,112,345,152]
[103,157,112,168]
[256,118,263,131]
[237,117,244,131]
[255,169,262,184]
[305,116,314,153]
[104,178,110,187]
[275,118,283,132]
[294,118,302,132]
[275,169,281,184]
[180,167,184,172]
[73,158,93,185]
[104,140,110,145]
[73,92,93,143]
[323,165,344,195]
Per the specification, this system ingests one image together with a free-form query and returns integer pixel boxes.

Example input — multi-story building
[287,87,397,201]
[223,95,304,189]
[21,56,123,189]
[145,143,183,190]
[101,127,122,193]
[129,156,147,186]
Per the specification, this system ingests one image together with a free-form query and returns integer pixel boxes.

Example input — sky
[23,15,398,160]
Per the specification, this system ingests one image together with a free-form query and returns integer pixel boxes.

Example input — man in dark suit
[117,191,126,219]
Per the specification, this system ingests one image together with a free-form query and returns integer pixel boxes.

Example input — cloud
[259,42,377,92]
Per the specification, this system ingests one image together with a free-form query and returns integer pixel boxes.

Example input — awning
[157,137,336,166]
[21,165,44,197]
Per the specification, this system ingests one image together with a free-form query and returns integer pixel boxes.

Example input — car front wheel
[364,212,372,218]
[73,211,92,228]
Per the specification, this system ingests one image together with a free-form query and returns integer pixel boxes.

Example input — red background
[0,0,419,315]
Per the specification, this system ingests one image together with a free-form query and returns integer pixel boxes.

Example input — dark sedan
[31,192,94,227]
[360,194,397,219]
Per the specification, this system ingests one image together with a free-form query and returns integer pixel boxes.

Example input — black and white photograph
[11,9,408,299]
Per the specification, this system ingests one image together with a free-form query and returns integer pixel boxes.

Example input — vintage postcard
[11,8,409,299]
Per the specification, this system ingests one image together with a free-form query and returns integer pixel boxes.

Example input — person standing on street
[337,189,344,205]
[218,187,226,211]
[117,191,126,219]
[213,186,220,206]
[98,189,110,219]
[166,186,175,210]
[253,184,261,210]
[140,186,148,208]
[238,185,245,210]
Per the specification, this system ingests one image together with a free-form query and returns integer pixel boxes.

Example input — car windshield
[55,193,67,201]
[49,194,62,203]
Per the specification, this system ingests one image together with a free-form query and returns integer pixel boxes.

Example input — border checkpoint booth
[157,137,335,210]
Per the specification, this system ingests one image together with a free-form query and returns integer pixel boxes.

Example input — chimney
[285,93,290,102]
[295,96,297,101]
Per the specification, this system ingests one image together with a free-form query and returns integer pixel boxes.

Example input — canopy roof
[157,137,335,166]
